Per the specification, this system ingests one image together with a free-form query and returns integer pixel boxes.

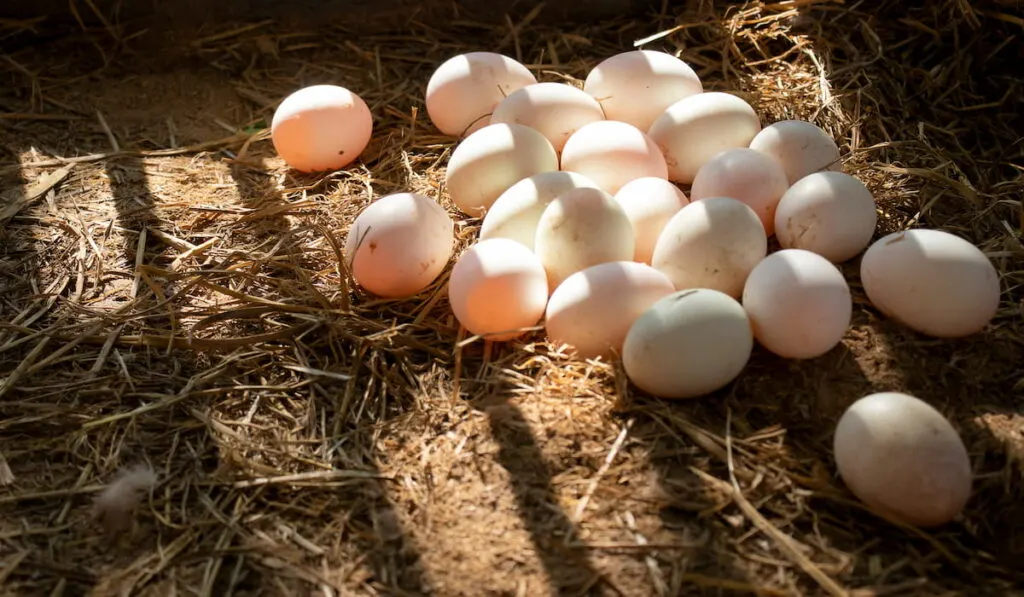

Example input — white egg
[545,261,675,360]
[582,49,703,132]
[479,171,601,251]
[647,92,762,184]
[623,288,754,399]
[425,52,537,137]
[834,392,972,527]
[491,82,606,153]
[448,238,549,342]
[749,119,842,184]
[774,171,877,263]
[535,187,635,290]
[651,196,768,298]
[613,177,690,265]
[742,249,851,359]
[445,123,559,216]
[559,120,668,195]
[690,148,789,235]
[861,229,1000,338]
[344,192,454,298]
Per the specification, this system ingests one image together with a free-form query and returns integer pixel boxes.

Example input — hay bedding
[0,0,1022,595]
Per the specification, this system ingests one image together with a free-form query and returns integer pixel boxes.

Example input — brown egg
[833,392,972,527]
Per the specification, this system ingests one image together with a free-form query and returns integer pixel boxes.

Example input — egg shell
[741,249,851,359]
[651,196,767,298]
[613,177,690,265]
[479,171,601,251]
[623,288,753,399]
[447,238,549,342]
[559,120,668,195]
[774,171,877,263]
[344,192,454,298]
[690,148,789,235]
[749,119,842,184]
[583,49,703,133]
[860,229,1000,338]
[271,84,373,173]
[545,261,676,360]
[535,187,635,291]
[490,82,606,153]
[647,92,762,184]
[833,392,972,527]
[425,52,537,137]
[445,123,559,216]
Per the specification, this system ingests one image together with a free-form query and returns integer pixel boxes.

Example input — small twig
[571,419,633,524]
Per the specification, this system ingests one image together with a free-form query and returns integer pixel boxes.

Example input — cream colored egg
[861,229,1000,338]
[583,49,703,132]
[448,238,549,342]
[613,177,689,265]
[344,192,454,298]
[490,82,606,153]
[651,196,767,298]
[834,392,972,527]
[545,261,675,360]
[742,249,851,359]
[271,84,373,173]
[425,52,537,137]
[479,171,601,251]
[623,288,753,399]
[535,187,635,290]
[560,120,668,195]
[774,171,877,263]
[749,119,842,184]
[647,92,761,184]
[690,148,789,235]
[445,123,559,216]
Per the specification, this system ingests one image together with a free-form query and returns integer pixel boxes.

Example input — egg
[748,119,842,184]
[425,52,538,137]
[690,148,789,235]
[559,120,668,195]
[651,196,767,298]
[833,392,972,527]
[613,177,690,265]
[545,261,675,360]
[490,82,606,153]
[741,249,851,359]
[622,288,754,399]
[447,238,549,342]
[445,123,559,216]
[774,171,877,263]
[860,229,1000,338]
[479,171,600,251]
[583,49,703,132]
[271,84,373,173]
[535,187,635,290]
[647,92,762,184]
[344,192,454,298]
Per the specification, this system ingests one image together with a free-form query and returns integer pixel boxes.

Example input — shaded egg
[774,171,877,263]
[583,49,703,132]
[690,147,788,235]
[647,92,761,184]
[560,120,668,195]
[344,192,454,298]
[833,392,972,527]
[613,177,689,265]
[425,52,537,137]
[623,288,754,399]
[491,82,606,153]
[749,119,842,184]
[545,261,675,360]
[447,238,549,342]
[445,123,559,216]
[271,84,373,173]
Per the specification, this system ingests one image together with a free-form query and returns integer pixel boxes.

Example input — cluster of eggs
[269,50,1000,528]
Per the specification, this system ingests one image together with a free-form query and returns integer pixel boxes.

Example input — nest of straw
[1,0,1022,595]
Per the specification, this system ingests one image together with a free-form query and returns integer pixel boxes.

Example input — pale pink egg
[271,84,373,173]
[690,148,789,235]
[560,120,668,195]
